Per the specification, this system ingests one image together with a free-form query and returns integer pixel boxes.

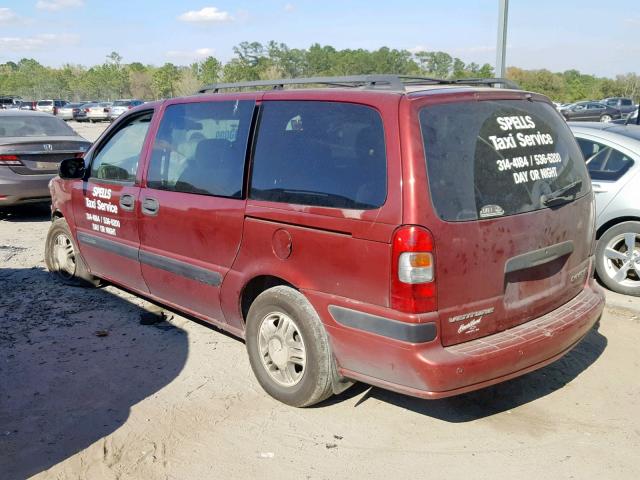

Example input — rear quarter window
[250,101,387,209]
[420,100,590,221]
[577,138,634,181]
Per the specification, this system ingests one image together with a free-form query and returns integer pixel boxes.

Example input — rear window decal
[479,204,504,218]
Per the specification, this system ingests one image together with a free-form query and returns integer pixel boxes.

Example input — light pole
[496,0,509,78]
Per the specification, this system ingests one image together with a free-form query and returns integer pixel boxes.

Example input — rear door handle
[119,194,135,211]
[141,197,160,216]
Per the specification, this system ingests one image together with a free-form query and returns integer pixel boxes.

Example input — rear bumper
[0,169,54,206]
[307,279,605,399]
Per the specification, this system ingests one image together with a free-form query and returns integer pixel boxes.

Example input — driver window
[90,111,153,182]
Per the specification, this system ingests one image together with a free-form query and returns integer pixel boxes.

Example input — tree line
[1,41,638,103]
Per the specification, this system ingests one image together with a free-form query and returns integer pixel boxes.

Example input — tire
[245,286,339,407]
[45,217,100,287]
[595,221,640,296]
[600,114,612,123]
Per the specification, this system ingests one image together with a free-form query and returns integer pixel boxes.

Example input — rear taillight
[53,107,58,115]
[84,108,90,113]
[0,154,22,166]
[391,225,436,313]
[128,105,133,109]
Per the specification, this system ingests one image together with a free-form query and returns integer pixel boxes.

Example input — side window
[622,99,633,106]
[574,104,586,111]
[606,99,617,106]
[588,103,602,110]
[578,138,635,181]
[250,101,387,209]
[90,111,153,182]
[577,138,606,162]
[146,100,254,198]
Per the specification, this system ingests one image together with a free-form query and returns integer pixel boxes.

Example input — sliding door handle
[141,197,160,216]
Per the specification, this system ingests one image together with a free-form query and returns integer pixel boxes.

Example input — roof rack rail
[198,75,408,93]
[450,77,520,89]
[197,74,520,94]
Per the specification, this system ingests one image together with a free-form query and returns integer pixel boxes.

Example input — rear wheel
[600,114,612,123]
[595,221,640,295]
[245,286,340,407]
[45,217,100,287]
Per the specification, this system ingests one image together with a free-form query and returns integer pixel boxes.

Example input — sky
[0,0,638,77]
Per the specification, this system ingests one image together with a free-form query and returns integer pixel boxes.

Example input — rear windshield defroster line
[419,99,590,222]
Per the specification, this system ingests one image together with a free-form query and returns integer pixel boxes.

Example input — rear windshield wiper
[540,180,583,207]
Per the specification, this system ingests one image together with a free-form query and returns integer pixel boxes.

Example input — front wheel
[595,221,640,295]
[245,286,344,407]
[600,114,612,123]
[45,217,100,287]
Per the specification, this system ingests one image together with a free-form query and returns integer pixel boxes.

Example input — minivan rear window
[420,100,590,221]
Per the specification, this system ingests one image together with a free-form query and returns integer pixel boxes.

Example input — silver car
[57,102,85,121]
[109,99,144,121]
[85,102,113,122]
[570,122,640,295]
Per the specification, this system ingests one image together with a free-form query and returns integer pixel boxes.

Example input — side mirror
[59,157,86,179]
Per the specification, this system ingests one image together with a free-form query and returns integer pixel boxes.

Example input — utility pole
[496,0,509,78]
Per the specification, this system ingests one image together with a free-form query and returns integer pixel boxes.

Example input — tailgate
[418,97,594,346]
[433,195,593,346]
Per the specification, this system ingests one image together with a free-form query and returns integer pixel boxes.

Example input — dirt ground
[1,122,640,480]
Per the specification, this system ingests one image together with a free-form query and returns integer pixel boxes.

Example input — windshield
[37,101,53,106]
[0,116,76,137]
[420,99,590,222]
[113,100,131,106]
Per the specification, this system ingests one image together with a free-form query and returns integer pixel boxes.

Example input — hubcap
[601,115,612,122]
[52,233,76,279]
[258,312,306,387]
[603,232,640,287]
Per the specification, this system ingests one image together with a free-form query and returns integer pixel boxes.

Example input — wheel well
[596,216,640,239]
[51,210,64,220]
[240,275,293,323]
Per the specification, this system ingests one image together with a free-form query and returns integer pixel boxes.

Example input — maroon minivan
[46,75,605,406]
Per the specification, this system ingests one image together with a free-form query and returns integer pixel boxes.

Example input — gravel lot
[1,121,639,480]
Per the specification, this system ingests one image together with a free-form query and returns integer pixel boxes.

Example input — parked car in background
[85,102,112,122]
[601,97,636,118]
[36,100,68,116]
[76,102,95,122]
[4,101,23,110]
[0,96,22,109]
[560,101,621,122]
[612,109,639,125]
[0,110,91,206]
[19,100,37,111]
[109,99,144,121]
[58,102,85,121]
[570,122,640,295]
[46,75,604,407]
